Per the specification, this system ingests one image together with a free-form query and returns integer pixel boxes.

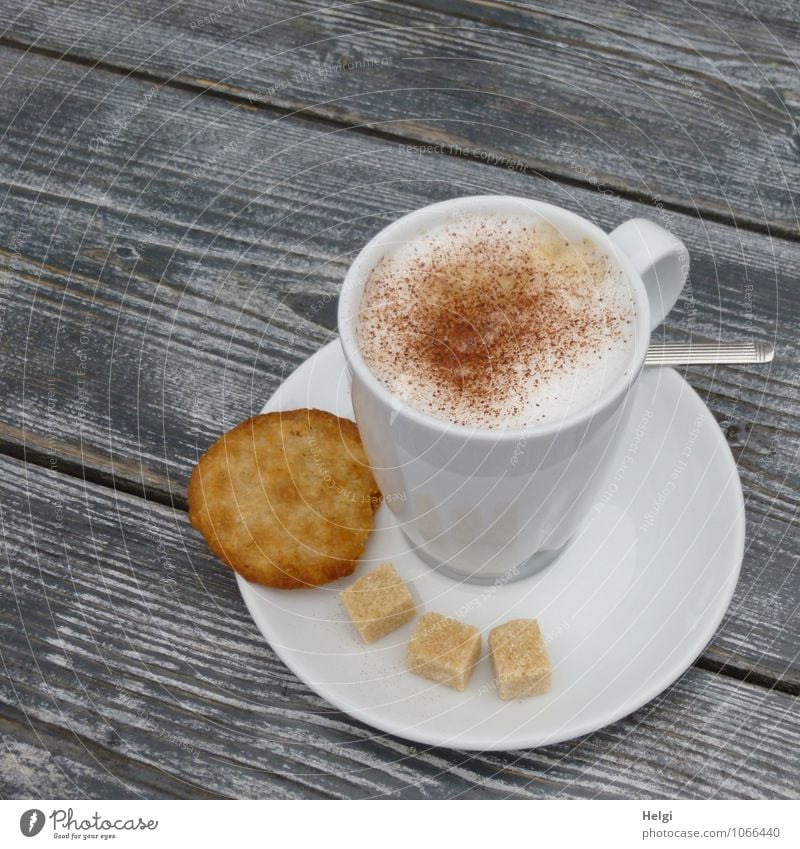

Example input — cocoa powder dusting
[357,215,636,428]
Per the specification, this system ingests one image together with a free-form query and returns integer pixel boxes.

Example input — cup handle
[609,218,689,331]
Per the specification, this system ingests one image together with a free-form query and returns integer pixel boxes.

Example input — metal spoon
[645,340,774,366]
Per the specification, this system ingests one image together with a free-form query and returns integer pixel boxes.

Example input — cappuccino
[356,213,637,429]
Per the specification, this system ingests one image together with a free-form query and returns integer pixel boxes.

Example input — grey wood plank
[0,702,222,798]
[1,453,797,799]
[0,47,795,685]
[1,0,798,233]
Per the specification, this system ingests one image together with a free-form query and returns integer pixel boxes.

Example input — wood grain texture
[1,454,797,799]
[2,0,798,233]
[0,702,223,799]
[0,47,795,689]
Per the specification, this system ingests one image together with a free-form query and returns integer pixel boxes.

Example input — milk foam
[357,213,637,429]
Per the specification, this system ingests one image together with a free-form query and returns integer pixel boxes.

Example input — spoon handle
[645,340,774,366]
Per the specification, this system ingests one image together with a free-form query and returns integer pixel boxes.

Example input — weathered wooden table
[1,1,797,799]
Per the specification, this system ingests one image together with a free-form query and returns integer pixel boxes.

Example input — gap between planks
[0,437,185,510]
[0,34,795,243]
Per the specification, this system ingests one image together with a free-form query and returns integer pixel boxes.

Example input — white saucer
[237,341,744,751]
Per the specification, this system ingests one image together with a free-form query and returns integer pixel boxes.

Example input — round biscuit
[187,409,381,589]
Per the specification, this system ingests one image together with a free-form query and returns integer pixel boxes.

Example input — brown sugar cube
[407,613,482,691]
[341,563,416,643]
[489,619,551,700]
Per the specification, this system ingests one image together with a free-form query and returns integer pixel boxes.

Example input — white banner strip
[1,799,797,848]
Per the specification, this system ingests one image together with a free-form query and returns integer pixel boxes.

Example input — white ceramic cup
[338,196,688,583]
